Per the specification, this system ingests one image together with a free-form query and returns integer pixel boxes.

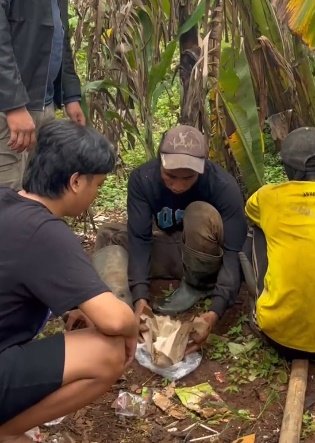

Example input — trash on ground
[140,307,194,367]
[214,371,225,383]
[232,434,256,443]
[175,382,229,419]
[115,390,148,417]
[166,421,220,442]
[152,387,188,420]
[44,416,66,426]
[25,428,43,442]
[135,343,202,380]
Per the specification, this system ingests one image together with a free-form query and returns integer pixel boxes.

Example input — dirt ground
[41,226,315,443]
[41,283,315,443]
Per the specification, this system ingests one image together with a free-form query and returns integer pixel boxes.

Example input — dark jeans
[245,227,315,361]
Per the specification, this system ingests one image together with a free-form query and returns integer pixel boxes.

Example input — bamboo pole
[279,359,309,443]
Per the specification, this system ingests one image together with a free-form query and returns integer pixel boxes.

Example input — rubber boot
[92,245,132,307]
[238,251,268,341]
[238,251,257,299]
[153,244,223,315]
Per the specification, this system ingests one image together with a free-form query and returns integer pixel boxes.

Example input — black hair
[23,120,116,198]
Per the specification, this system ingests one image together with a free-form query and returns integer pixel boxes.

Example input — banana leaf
[219,43,264,195]
[273,0,315,49]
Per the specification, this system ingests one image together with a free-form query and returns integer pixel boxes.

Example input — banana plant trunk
[178,1,201,126]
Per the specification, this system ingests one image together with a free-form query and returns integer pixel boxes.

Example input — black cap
[281,127,315,171]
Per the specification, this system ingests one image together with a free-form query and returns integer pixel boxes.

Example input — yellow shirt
[245,181,315,352]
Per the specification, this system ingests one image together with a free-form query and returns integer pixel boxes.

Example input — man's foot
[0,435,32,443]
[152,280,212,315]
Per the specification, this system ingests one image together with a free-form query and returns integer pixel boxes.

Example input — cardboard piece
[140,307,194,368]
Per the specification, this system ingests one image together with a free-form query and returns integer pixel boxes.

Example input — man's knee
[64,330,126,384]
[95,223,128,251]
[183,201,224,253]
[91,333,126,380]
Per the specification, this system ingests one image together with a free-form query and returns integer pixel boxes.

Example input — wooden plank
[279,359,309,443]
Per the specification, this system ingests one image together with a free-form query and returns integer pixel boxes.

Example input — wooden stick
[279,359,309,443]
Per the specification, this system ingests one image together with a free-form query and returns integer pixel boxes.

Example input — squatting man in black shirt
[95,125,247,354]
[0,121,138,443]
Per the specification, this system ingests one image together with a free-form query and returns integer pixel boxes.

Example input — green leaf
[178,0,206,36]
[228,342,245,356]
[219,44,264,194]
[83,80,138,103]
[161,0,171,17]
[148,0,206,101]
[151,82,168,112]
[275,0,315,49]
[148,40,177,100]
[277,369,288,384]
[103,111,140,136]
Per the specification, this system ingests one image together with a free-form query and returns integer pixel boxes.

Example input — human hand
[6,107,36,152]
[65,101,86,126]
[185,311,219,355]
[134,299,151,338]
[64,309,94,331]
[124,335,138,369]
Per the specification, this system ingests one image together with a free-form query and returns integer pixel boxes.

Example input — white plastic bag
[44,416,65,426]
[25,427,43,442]
[135,343,202,380]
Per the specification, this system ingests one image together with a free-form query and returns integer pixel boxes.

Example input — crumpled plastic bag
[135,343,202,380]
[25,427,43,442]
[114,390,147,417]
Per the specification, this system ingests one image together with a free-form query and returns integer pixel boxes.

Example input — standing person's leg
[0,104,55,191]
[30,103,55,129]
[0,329,126,442]
[154,201,224,314]
[0,113,25,190]
[20,104,56,186]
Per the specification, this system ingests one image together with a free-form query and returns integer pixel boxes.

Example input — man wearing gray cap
[244,127,315,359]
[95,125,247,352]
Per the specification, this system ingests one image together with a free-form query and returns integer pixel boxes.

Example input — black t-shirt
[127,159,247,315]
[0,189,109,353]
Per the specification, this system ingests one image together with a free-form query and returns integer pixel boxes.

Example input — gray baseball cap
[160,125,207,174]
[281,127,315,171]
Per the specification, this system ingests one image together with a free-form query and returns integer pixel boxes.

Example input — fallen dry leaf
[152,392,188,420]
[232,434,256,443]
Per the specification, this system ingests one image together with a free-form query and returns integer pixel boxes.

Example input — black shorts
[0,333,65,424]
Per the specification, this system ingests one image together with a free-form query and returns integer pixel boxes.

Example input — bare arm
[79,292,138,338]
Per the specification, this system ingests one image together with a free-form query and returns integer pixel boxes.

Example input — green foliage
[219,44,265,194]
[95,145,147,211]
[302,411,315,439]
[208,318,288,389]
[95,81,179,211]
[264,153,287,184]
[95,175,128,211]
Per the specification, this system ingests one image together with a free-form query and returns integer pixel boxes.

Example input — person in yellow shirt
[245,127,315,359]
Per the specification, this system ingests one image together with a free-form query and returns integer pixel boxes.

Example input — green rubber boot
[153,244,223,315]
[92,245,132,307]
